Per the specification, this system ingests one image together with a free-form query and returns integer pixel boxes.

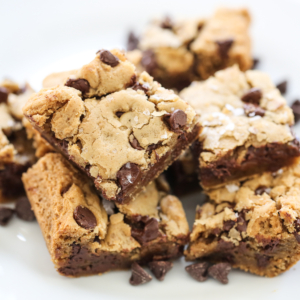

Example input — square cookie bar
[180,65,300,189]
[185,164,300,277]
[22,153,189,277]
[127,8,252,89]
[191,7,252,80]
[23,49,200,203]
[0,81,35,202]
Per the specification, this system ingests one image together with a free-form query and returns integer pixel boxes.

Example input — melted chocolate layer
[195,140,300,188]
[58,242,184,277]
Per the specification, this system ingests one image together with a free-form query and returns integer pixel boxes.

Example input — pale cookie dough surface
[139,17,203,50]
[180,65,295,165]
[8,84,35,120]
[43,70,79,88]
[0,103,22,134]
[23,51,198,201]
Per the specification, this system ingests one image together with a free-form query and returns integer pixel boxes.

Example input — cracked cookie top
[191,163,300,246]
[180,65,295,164]
[23,50,198,201]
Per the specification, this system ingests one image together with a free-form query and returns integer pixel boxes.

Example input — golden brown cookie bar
[22,153,189,277]
[23,49,201,204]
[0,81,36,202]
[127,8,252,90]
[191,8,252,80]
[185,164,300,277]
[180,66,300,189]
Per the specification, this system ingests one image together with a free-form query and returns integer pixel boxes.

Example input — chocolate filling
[58,241,183,277]
[195,139,300,188]
[0,163,29,198]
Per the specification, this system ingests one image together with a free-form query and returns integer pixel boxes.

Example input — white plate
[1,0,300,299]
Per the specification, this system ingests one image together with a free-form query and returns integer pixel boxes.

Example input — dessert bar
[23,49,200,203]
[22,153,189,277]
[185,164,300,277]
[180,66,300,189]
[127,8,252,89]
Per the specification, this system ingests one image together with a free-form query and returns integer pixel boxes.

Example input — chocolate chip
[251,58,260,69]
[223,220,236,231]
[141,50,157,75]
[218,239,235,251]
[243,103,265,117]
[130,137,143,150]
[294,219,300,243]
[236,212,247,232]
[116,111,124,118]
[211,227,222,236]
[163,109,187,132]
[294,232,300,243]
[15,197,35,221]
[255,186,270,195]
[291,100,300,123]
[117,163,141,193]
[129,262,152,286]
[65,78,90,95]
[132,82,149,93]
[61,183,72,196]
[127,31,139,51]
[73,205,97,230]
[276,80,287,95]
[185,262,209,282]
[0,87,9,104]
[129,74,137,87]
[98,50,119,67]
[216,39,234,59]
[241,88,262,104]
[294,219,300,232]
[131,218,159,244]
[0,207,14,226]
[147,143,160,152]
[161,16,173,29]
[148,261,173,281]
[263,239,279,254]
[208,263,231,284]
[256,254,270,268]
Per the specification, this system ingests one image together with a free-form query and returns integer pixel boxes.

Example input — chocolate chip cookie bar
[22,153,189,277]
[185,164,300,277]
[127,17,203,89]
[23,49,201,204]
[0,81,35,202]
[191,7,252,80]
[180,65,300,189]
[127,8,252,90]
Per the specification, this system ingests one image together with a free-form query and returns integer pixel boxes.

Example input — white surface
[1,0,300,299]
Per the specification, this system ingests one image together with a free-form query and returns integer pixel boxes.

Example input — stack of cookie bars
[2,7,300,285]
